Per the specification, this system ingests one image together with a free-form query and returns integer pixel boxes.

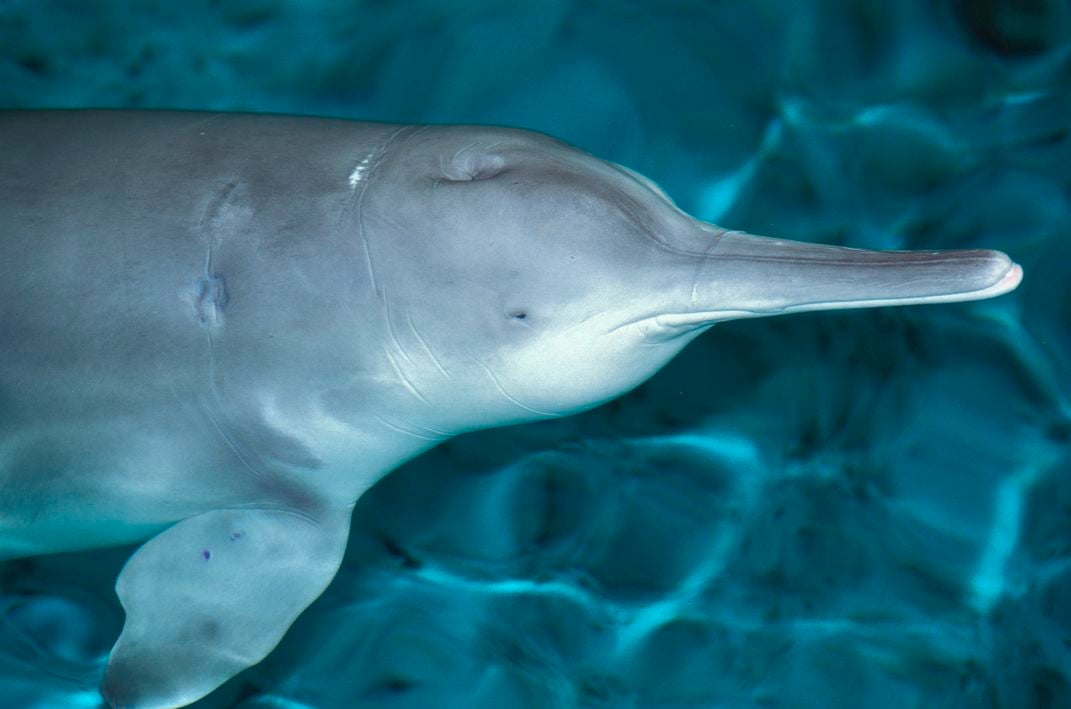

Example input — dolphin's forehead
[368,125,689,287]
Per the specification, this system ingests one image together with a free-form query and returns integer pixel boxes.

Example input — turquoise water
[1,2,1069,707]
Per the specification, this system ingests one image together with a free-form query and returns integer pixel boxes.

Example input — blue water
[1,1,1069,707]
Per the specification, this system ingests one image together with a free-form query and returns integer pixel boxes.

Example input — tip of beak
[994,261,1023,294]
[952,252,1022,302]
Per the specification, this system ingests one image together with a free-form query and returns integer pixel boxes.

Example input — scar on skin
[194,273,228,327]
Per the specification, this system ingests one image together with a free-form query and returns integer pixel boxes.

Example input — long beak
[661,230,1022,328]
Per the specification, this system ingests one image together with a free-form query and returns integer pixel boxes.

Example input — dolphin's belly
[0,298,317,558]
[0,426,184,558]
[0,412,220,558]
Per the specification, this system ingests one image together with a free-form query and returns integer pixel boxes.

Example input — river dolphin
[0,110,1022,707]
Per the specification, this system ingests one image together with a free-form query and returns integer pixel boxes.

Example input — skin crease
[0,110,1022,708]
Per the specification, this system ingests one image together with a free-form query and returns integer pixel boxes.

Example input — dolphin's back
[1,111,211,416]
[0,110,393,555]
[0,110,392,374]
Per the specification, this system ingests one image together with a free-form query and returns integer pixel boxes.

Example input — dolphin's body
[0,110,1021,707]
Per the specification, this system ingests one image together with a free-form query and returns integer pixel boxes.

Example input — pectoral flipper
[100,503,353,708]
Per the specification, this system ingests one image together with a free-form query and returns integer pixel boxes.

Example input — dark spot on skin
[200,619,221,640]
[202,549,211,560]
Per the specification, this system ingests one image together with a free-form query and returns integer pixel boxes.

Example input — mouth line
[617,261,1023,335]
[775,260,1024,314]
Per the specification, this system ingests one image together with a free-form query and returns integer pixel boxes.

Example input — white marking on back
[347,155,374,189]
[344,126,418,294]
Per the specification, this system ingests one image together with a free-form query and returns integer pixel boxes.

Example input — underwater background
[1,1,1069,707]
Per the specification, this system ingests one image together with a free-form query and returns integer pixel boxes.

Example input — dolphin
[0,109,1022,707]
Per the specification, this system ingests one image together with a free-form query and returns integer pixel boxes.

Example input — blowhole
[509,310,528,320]
[443,152,508,182]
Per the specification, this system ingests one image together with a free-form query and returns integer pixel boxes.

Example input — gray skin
[0,110,1022,708]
